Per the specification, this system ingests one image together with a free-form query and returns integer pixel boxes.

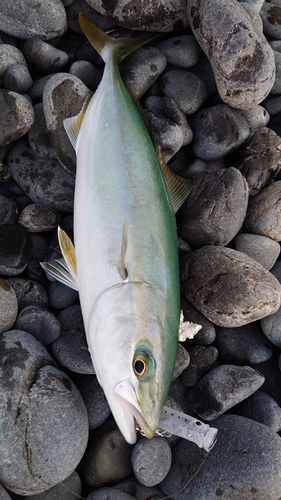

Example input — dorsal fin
[63,93,93,151]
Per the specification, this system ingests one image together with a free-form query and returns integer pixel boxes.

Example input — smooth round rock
[4,63,33,93]
[28,103,55,159]
[0,279,18,333]
[85,0,189,31]
[187,0,275,109]
[24,472,82,500]
[178,168,249,247]
[181,345,219,387]
[239,106,270,134]
[69,60,102,91]
[7,138,75,213]
[84,418,133,487]
[145,110,183,162]
[0,484,12,500]
[52,305,94,374]
[162,96,193,146]
[22,39,69,73]
[160,69,207,115]
[121,47,167,99]
[271,50,281,94]
[191,103,250,160]
[237,390,281,433]
[29,233,48,261]
[0,90,34,147]
[47,280,79,309]
[261,306,281,348]
[43,73,90,174]
[261,1,281,39]
[74,375,111,430]
[14,305,61,346]
[215,323,273,364]
[0,44,27,79]
[0,193,18,224]
[156,35,201,68]
[113,477,166,500]
[172,344,190,381]
[87,488,136,500]
[7,277,48,311]
[131,437,172,487]
[245,181,281,240]
[234,233,280,269]
[0,330,88,496]
[0,223,30,275]
[160,414,281,500]
[0,0,67,40]
[187,364,265,420]
[180,246,281,327]
[18,203,61,232]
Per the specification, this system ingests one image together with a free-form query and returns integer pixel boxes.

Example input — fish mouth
[114,379,155,440]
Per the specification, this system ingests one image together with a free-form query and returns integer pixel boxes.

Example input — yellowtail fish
[41,13,191,444]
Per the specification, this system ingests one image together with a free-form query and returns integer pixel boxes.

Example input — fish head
[88,283,178,444]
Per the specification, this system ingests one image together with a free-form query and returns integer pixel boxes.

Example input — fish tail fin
[78,12,159,63]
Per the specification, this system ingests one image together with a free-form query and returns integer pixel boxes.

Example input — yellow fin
[78,12,159,64]
[63,93,93,151]
[57,227,77,280]
[156,145,192,212]
[120,220,129,280]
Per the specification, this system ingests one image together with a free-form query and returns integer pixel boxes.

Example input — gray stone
[74,375,111,430]
[0,0,67,40]
[240,1,264,30]
[52,305,94,374]
[237,390,281,433]
[84,418,133,487]
[0,193,18,224]
[188,365,265,420]
[4,63,33,93]
[43,73,91,174]
[14,305,61,346]
[7,138,75,213]
[0,44,27,79]
[67,0,118,34]
[189,57,217,98]
[47,281,79,309]
[270,50,281,94]
[85,0,189,32]
[261,306,281,348]
[187,0,275,109]
[181,345,219,387]
[145,110,183,162]
[0,484,12,500]
[172,344,190,381]
[18,203,61,232]
[245,181,281,240]
[264,95,281,115]
[7,277,48,311]
[181,298,216,346]
[178,168,248,247]
[69,60,102,91]
[0,278,18,333]
[87,488,136,500]
[180,246,281,327]
[121,47,167,99]
[0,163,11,182]
[160,414,281,500]
[115,477,169,500]
[156,35,201,68]
[271,259,281,282]
[239,106,270,134]
[25,471,82,500]
[131,437,172,487]
[0,223,30,276]
[191,103,250,161]
[234,233,280,270]
[28,103,55,159]
[0,330,88,496]
[29,233,48,262]
[22,39,69,73]
[215,323,273,364]
[27,75,54,102]
[160,69,207,115]
[0,90,34,147]
[261,2,281,39]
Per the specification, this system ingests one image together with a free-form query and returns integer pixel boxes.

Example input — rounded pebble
[237,390,281,433]
[87,487,136,500]
[4,63,33,93]
[47,280,79,309]
[74,375,111,430]
[69,60,102,91]
[245,181,281,240]
[160,69,207,115]
[234,233,280,270]
[22,39,69,73]
[14,305,61,346]
[7,277,48,311]
[145,110,183,162]
[261,305,281,348]
[0,44,27,79]
[0,278,18,333]
[0,224,30,276]
[18,203,61,232]
[28,102,55,159]
[24,472,82,500]
[0,193,18,224]
[156,35,201,68]
[0,90,35,147]
[181,345,219,387]
[131,437,172,487]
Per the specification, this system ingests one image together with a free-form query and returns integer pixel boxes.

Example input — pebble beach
[2,0,281,498]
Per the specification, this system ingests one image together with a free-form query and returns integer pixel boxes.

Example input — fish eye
[133,351,155,380]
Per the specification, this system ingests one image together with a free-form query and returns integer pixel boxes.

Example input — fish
[41,13,191,444]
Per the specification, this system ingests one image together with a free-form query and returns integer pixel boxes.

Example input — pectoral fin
[120,220,129,280]
[63,93,93,151]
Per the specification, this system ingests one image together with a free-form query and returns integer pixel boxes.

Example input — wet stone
[215,323,273,364]
[191,103,250,161]
[160,414,281,500]
[0,278,18,334]
[4,63,33,94]
[188,364,265,420]
[181,345,219,387]
[52,305,94,374]
[14,305,61,346]
[24,471,82,500]
[28,103,55,159]
[0,0,67,40]
[74,375,111,430]
[7,138,75,213]
[160,69,207,115]
[0,224,29,275]
[234,233,280,270]
[84,418,133,487]
[0,330,88,496]
[0,193,18,224]
[121,47,167,99]
[7,277,48,311]
[178,167,249,247]
[18,203,61,232]
[237,390,281,433]
[131,437,172,487]
[0,44,28,79]
[156,35,201,68]
[180,246,281,327]
[22,39,69,73]
[47,280,79,309]
[0,90,35,147]
[245,181,281,240]
[187,0,275,109]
